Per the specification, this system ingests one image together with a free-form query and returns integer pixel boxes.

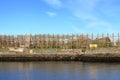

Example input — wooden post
[62,34,64,49]
[77,34,80,49]
[102,33,104,47]
[50,34,52,49]
[86,34,88,49]
[91,33,93,44]
[96,34,99,47]
[112,33,115,46]
[71,34,73,50]
[107,33,109,47]
[118,33,120,47]
[76,34,78,49]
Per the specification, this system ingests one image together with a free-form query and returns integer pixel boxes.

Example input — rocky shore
[0,48,120,62]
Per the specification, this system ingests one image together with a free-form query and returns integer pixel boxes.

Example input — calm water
[0,62,120,80]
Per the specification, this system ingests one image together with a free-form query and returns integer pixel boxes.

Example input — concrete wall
[8,47,24,52]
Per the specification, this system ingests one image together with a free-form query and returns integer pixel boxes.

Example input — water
[0,62,120,80]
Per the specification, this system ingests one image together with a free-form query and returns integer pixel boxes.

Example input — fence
[0,33,120,49]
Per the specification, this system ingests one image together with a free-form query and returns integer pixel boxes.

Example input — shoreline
[0,52,120,62]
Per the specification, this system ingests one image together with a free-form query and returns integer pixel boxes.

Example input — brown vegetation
[0,33,120,49]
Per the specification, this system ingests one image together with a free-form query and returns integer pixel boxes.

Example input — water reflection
[89,65,97,80]
[0,62,120,80]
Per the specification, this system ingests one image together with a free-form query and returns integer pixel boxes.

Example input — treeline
[0,33,120,49]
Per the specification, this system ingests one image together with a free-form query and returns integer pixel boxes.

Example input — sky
[0,0,120,35]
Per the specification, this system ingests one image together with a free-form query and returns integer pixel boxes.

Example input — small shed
[93,37,112,47]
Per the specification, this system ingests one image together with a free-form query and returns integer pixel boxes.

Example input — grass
[0,48,8,51]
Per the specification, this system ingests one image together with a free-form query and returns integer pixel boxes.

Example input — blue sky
[0,0,120,35]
